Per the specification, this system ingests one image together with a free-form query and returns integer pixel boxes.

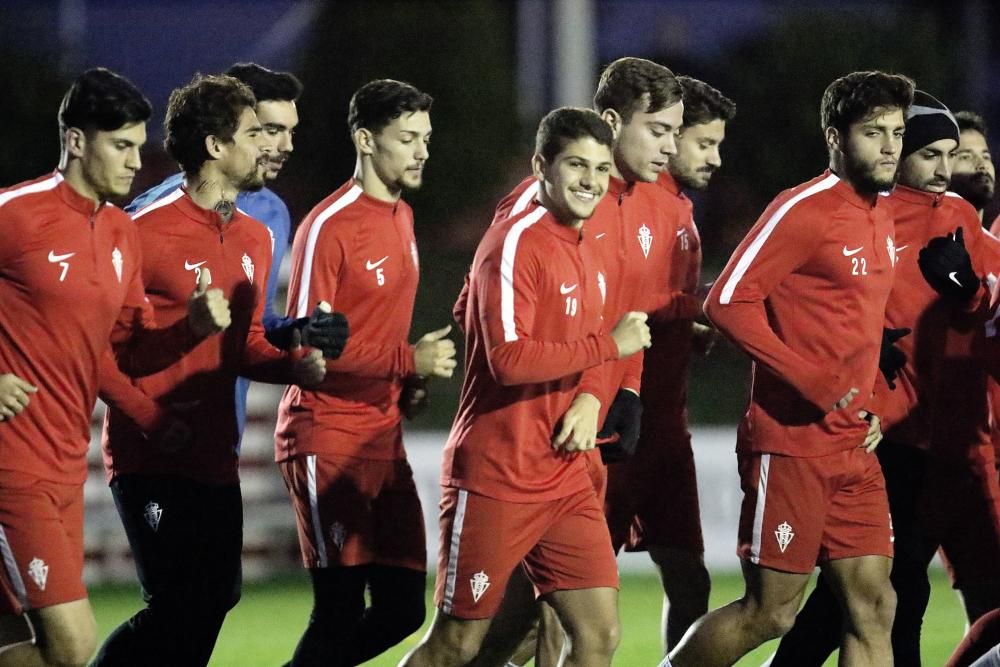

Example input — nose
[281,131,294,155]
[127,147,141,171]
[414,139,429,161]
[882,134,899,155]
[707,147,722,168]
[662,132,678,157]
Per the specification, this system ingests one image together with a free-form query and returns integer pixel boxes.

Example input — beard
[671,164,715,191]
[843,147,895,195]
[950,172,995,210]
[237,163,266,192]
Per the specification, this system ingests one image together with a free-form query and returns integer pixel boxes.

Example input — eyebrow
[649,122,677,131]
[262,122,288,131]
[246,124,263,133]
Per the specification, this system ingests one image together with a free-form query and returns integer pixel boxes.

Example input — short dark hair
[955,110,988,138]
[535,107,614,163]
[164,74,257,176]
[225,63,303,103]
[593,57,683,122]
[58,67,152,138]
[348,79,433,136]
[678,76,736,126]
[820,71,915,135]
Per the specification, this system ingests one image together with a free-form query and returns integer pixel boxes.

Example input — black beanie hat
[902,90,959,159]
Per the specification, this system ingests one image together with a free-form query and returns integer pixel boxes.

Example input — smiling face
[609,99,684,183]
[72,121,147,200]
[533,136,613,228]
[831,106,906,194]
[255,100,299,181]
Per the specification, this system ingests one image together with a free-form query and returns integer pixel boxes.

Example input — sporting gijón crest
[637,224,652,258]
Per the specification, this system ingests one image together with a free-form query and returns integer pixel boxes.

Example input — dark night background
[2,0,997,428]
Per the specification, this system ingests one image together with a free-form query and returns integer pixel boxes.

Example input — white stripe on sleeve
[0,174,61,209]
[130,188,184,220]
[296,185,363,318]
[500,207,547,342]
[718,174,839,305]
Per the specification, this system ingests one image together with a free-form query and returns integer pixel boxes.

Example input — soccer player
[461,57,691,667]
[663,71,914,667]
[275,79,456,667]
[950,111,995,225]
[768,90,1000,667]
[92,74,327,667]
[126,63,349,429]
[0,68,227,667]
[603,75,735,655]
[400,106,650,667]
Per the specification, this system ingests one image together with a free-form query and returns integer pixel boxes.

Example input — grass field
[89,568,968,666]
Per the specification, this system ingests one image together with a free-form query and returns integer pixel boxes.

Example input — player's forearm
[487,334,619,386]
[705,299,846,411]
[646,291,702,326]
[97,351,165,434]
[113,312,203,377]
[321,340,417,381]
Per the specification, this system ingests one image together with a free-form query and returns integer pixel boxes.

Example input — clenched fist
[611,311,651,358]
[187,268,231,337]
[414,325,457,378]
[0,373,37,421]
[290,329,326,387]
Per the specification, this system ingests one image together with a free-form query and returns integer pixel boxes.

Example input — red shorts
[605,427,703,554]
[737,449,893,574]
[434,487,619,619]
[924,461,1000,588]
[0,472,87,614]
[279,453,426,571]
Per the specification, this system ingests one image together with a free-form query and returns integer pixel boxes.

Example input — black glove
[878,327,910,390]
[301,307,349,359]
[918,227,980,302]
[597,389,643,464]
[266,308,349,359]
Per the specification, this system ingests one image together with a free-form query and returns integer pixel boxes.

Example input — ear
[601,108,622,140]
[531,152,546,181]
[825,126,842,153]
[65,128,86,159]
[204,134,225,161]
[354,128,375,156]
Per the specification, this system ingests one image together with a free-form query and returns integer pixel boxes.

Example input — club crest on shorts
[27,557,48,591]
[330,522,346,550]
[144,501,163,532]
[241,253,255,284]
[638,224,653,258]
[112,247,123,282]
[774,521,795,553]
[470,570,490,603]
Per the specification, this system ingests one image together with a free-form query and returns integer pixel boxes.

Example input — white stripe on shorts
[306,455,328,568]
[0,526,28,609]
[441,489,469,614]
[750,454,771,564]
